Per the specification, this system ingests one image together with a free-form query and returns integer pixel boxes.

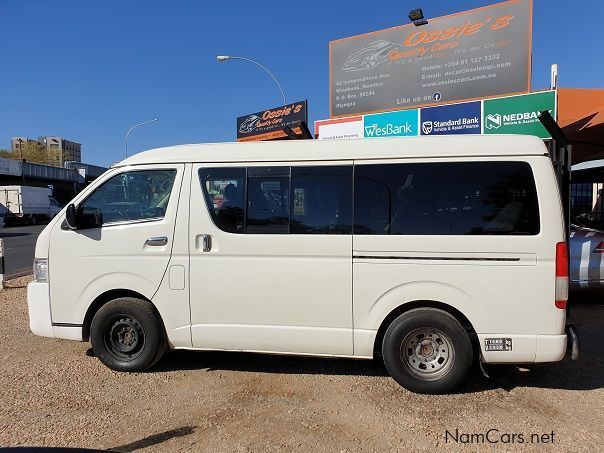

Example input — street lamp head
[216,55,231,62]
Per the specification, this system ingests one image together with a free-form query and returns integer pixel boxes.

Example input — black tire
[382,308,473,394]
[30,215,37,225]
[90,297,167,372]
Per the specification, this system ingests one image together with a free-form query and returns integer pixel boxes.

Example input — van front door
[189,163,353,356]
[49,164,185,327]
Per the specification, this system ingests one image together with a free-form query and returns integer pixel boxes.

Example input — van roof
[116,135,548,167]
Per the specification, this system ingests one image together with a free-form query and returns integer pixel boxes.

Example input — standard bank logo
[485,113,502,130]
[422,121,433,134]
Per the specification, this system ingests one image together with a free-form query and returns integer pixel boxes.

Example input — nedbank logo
[483,91,556,139]
[485,110,550,130]
[363,110,418,138]
[485,113,502,129]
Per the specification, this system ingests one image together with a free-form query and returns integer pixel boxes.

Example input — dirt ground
[1,276,603,452]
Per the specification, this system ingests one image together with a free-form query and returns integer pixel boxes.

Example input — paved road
[0,224,46,277]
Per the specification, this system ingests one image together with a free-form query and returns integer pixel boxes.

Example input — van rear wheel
[90,297,166,372]
[382,308,472,394]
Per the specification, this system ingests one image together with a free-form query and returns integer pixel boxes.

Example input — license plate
[484,338,512,351]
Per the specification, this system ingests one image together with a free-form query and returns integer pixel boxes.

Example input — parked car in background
[570,222,604,290]
[49,198,62,219]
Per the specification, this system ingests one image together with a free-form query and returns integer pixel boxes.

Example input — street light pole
[216,55,287,105]
[125,118,159,158]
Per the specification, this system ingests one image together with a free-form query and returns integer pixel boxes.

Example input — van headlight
[33,258,49,282]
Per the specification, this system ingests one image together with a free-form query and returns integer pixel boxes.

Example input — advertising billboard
[330,0,532,117]
[483,91,555,138]
[420,101,481,135]
[315,90,556,140]
[237,100,308,141]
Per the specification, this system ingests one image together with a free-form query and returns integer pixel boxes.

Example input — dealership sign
[330,0,532,117]
[316,90,556,139]
[483,91,555,138]
[237,100,308,141]
[420,101,481,135]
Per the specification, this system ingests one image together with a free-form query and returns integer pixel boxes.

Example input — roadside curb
[5,270,32,281]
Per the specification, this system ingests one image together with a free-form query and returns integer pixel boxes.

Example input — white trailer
[0,186,55,225]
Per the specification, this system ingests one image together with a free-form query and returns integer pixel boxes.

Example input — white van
[27,135,578,394]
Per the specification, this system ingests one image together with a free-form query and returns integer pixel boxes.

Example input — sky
[1,0,603,167]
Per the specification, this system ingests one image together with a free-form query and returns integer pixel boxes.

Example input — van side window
[291,166,352,234]
[246,167,290,234]
[354,162,539,235]
[199,168,246,234]
[80,169,176,225]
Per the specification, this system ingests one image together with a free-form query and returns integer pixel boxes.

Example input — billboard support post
[550,64,558,90]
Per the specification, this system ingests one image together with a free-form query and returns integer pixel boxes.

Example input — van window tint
[81,169,176,225]
[354,162,539,235]
[291,166,352,234]
[247,168,290,234]
[199,168,246,234]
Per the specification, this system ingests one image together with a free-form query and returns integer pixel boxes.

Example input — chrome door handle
[145,236,168,246]
[201,234,211,252]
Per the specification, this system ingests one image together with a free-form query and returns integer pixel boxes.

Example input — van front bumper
[27,281,83,341]
[27,281,54,338]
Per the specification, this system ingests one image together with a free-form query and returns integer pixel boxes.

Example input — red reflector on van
[593,241,604,253]
[556,242,568,277]
[555,242,569,309]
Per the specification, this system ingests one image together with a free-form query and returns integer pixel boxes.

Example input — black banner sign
[237,100,308,141]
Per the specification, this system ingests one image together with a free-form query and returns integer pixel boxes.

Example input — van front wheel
[382,308,472,394]
[90,297,166,372]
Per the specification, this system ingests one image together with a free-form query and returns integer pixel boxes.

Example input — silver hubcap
[400,328,455,380]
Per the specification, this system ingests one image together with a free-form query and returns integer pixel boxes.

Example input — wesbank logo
[364,122,413,137]
[363,110,418,138]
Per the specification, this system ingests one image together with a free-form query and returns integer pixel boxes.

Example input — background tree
[0,141,61,165]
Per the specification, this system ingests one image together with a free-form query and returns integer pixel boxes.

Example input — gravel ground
[1,276,603,452]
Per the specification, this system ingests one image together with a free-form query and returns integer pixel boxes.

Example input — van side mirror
[81,207,103,229]
[65,204,103,230]
[65,204,79,229]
